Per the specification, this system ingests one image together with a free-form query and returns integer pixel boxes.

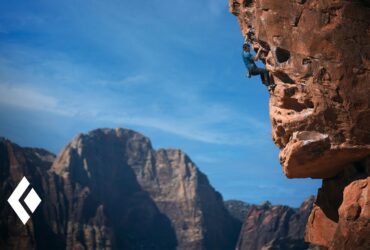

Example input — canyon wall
[229,0,370,249]
[229,197,318,250]
[0,129,241,250]
[0,138,57,249]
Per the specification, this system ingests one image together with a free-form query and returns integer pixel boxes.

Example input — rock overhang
[230,0,370,178]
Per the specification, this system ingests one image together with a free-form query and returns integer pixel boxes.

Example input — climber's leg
[250,67,269,86]
[263,70,270,86]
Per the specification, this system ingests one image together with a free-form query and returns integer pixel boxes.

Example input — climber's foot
[268,84,276,92]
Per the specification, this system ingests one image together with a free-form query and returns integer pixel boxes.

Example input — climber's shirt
[242,51,257,77]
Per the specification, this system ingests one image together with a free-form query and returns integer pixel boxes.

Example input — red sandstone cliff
[229,0,370,249]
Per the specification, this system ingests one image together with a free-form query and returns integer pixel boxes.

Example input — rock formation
[224,200,252,222]
[0,129,241,250]
[230,0,370,178]
[0,137,57,250]
[229,0,370,249]
[234,197,316,250]
[305,160,370,249]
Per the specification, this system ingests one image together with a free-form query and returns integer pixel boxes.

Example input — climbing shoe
[268,84,276,92]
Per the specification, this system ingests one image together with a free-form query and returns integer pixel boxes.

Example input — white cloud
[94,74,148,86]
[192,154,221,164]
[0,83,58,112]
[95,110,268,146]
[0,20,270,147]
[0,81,269,146]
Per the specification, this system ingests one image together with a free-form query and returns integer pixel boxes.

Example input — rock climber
[242,42,275,91]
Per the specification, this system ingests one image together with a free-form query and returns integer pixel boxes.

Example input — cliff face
[0,129,240,250]
[229,0,370,249]
[305,161,370,249]
[0,138,57,250]
[49,129,179,250]
[230,0,370,178]
[235,197,316,250]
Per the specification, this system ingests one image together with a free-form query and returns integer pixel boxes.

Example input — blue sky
[0,0,321,207]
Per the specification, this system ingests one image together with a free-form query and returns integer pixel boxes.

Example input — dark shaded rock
[0,129,241,250]
[0,137,59,250]
[49,128,177,250]
[306,159,370,249]
[235,197,315,250]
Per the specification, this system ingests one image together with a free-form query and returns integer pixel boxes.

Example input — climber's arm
[253,47,263,61]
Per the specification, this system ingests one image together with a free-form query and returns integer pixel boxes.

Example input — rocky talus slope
[0,129,241,250]
[230,0,370,249]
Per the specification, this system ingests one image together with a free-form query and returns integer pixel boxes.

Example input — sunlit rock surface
[229,0,370,178]
[229,0,370,249]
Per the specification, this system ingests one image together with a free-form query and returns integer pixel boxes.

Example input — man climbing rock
[242,43,275,91]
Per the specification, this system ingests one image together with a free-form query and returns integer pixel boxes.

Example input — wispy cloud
[0,36,271,147]
[0,83,58,112]
[0,0,321,207]
[104,115,267,146]
[94,74,149,87]
[0,80,268,146]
